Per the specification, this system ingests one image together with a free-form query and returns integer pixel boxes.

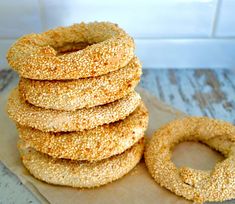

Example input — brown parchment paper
[0,84,225,204]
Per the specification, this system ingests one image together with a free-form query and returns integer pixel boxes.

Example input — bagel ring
[18,138,144,188]
[145,117,235,203]
[17,102,148,161]
[7,22,135,80]
[7,88,141,132]
[19,56,141,110]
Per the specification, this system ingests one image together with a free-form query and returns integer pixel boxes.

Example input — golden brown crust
[7,22,135,80]
[7,88,141,132]
[19,56,141,110]
[18,138,144,188]
[145,117,235,203]
[18,102,148,161]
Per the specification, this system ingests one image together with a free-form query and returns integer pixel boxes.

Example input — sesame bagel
[145,117,235,203]
[7,22,135,80]
[18,102,148,161]
[7,88,141,132]
[19,56,141,110]
[18,138,144,188]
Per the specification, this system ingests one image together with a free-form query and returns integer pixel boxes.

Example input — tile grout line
[211,0,222,37]
[38,0,47,31]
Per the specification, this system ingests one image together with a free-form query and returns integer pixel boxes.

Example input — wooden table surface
[1,69,235,204]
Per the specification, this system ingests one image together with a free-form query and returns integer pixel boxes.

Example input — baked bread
[18,138,144,188]
[7,22,135,80]
[18,102,148,161]
[19,56,141,110]
[8,88,141,132]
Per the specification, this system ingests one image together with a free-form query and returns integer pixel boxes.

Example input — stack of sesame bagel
[7,22,148,188]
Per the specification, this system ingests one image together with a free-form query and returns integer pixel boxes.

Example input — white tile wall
[136,39,235,68]
[215,0,235,37]
[0,0,235,69]
[0,0,42,38]
[41,0,217,38]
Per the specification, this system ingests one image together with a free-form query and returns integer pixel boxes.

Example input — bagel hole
[54,42,91,55]
[171,141,224,171]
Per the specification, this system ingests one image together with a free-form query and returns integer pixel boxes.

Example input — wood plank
[0,70,14,91]
[141,69,235,123]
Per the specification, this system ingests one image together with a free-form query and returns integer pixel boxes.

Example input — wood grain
[0,69,15,92]
[141,69,235,123]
